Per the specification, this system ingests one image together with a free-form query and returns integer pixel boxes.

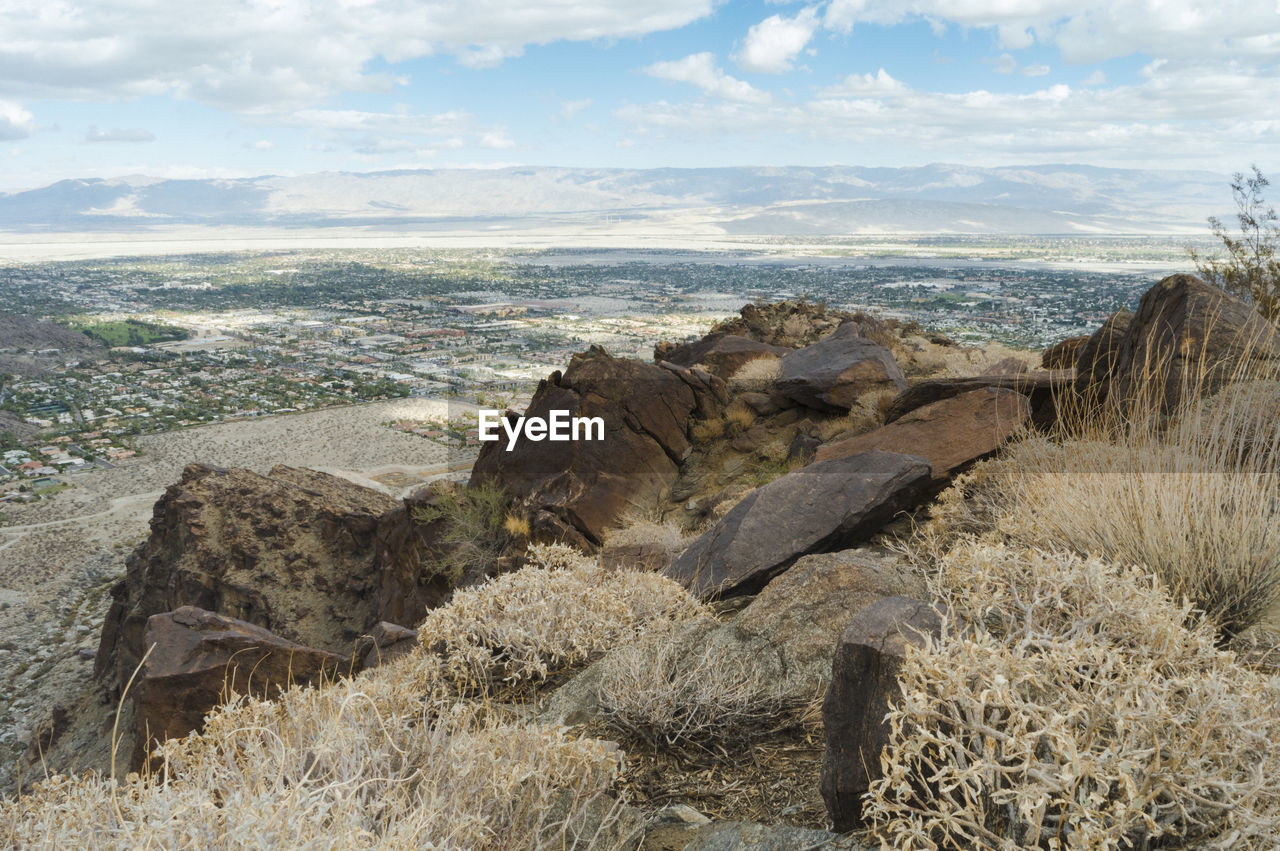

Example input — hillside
[5,277,1280,847]
[0,164,1230,235]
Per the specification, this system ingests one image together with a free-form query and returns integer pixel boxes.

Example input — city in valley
[0,236,1194,508]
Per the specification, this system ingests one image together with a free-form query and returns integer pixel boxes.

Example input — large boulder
[775,323,907,413]
[543,548,924,727]
[1078,275,1280,414]
[1072,309,1132,406]
[821,596,944,831]
[470,347,717,549]
[665,450,932,599]
[96,464,395,693]
[884,370,1071,429]
[654,333,791,379]
[133,606,347,769]
[816,387,1031,483]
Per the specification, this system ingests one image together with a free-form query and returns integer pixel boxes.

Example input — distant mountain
[0,164,1231,235]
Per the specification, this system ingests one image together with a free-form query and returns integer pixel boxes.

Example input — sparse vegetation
[411,479,511,587]
[867,543,1280,849]
[1192,166,1280,321]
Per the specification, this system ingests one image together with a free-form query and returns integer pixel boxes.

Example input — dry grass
[605,517,695,555]
[727,356,782,392]
[689,417,726,444]
[0,544,710,849]
[722,400,756,436]
[867,542,1280,849]
[596,620,801,747]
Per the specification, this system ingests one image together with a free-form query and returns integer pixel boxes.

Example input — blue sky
[1,0,1277,190]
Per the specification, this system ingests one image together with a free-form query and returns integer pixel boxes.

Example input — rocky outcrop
[666,451,932,599]
[692,300,857,348]
[96,463,395,692]
[884,370,1071,429]
[1076,275,1280,414]
[133,606,347,768]
[470,347,718,549]
[655,334,791,379]
[816,387,1031,482]
[775,323,907,413]
[1041,333,1089,369]
[821,596,944,831]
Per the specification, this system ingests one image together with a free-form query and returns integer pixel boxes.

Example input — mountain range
[0,164,1232,236]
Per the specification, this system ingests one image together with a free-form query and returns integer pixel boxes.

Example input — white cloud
[0,0,718,112]
[736,7,820,74]
[818,68,906,97]
[84,126,154,143]
[0,100,34,140]
[1083,69,1107,86]
[991,53,1018,74]
[1021,64,1050,76]
[820,1,1280,65]
[617,59,1280,168]
[280,108,515,157]
[645,53,771,103]
[559,98,593,120]
[248,139,274,150]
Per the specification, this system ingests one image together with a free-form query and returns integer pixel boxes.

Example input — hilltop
[5,275,1280,847]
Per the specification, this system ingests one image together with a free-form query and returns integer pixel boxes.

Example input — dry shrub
[605,517,694,554]
[689,417,726,444]
[867,543,1280,849]
[727,356,782,392]
[0,544,707,848]
[596,620,798,746]
[503,511,531,538]
[418,543,709,691]
[1,656,635,849]
[920,434,1280,638]
[723,399,756,435]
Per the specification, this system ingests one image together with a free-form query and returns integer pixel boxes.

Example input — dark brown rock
[816,387,1030,482]
[1041,334,1089,369]
[697,300,859,348]
[665,451,932,599]
[96,464,395,693]
[471,347,711,549]
[776,323,907,413]
[655,334,791,379]
[884,370,1072,428]
[133,606,347,769]
[821,596,944,831]
[1079,275,1280,414]
[736,391,783,416]
[355,621,419,670]
[1072,309,1132,405]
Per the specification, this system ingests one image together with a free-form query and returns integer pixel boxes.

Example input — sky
[0,0,1278,190]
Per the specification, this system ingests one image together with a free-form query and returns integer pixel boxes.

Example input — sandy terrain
[0,397,476,791]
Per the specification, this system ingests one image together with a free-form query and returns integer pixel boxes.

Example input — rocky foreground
[8,274,1280,848]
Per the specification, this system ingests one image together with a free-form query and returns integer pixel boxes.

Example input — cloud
[1021,64,1050,76]
[84,125,154,143]
[736,7,820,74]
[0,100,34,140]
[645,52,771,103]
[280,107,516,156]
[559,98,593,120]
[247,139,274,150]
[0,0,718,112]
[1082,69,1107,86]
[617,59,1280,168]
[820,1,1280,65]
[817,68,907,97]
[991,53,1018,74]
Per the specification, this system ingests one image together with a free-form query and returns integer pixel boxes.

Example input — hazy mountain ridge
[0,164,1229,235]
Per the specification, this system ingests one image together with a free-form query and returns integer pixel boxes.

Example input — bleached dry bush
[727,356,782,392]
[596,620,797,746]
[0,544,708,848]
[605,516,692,554]
[1,659,635,849]
[418,543,709,692]
[923,434,1280,638]
[867,543,1280,850]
